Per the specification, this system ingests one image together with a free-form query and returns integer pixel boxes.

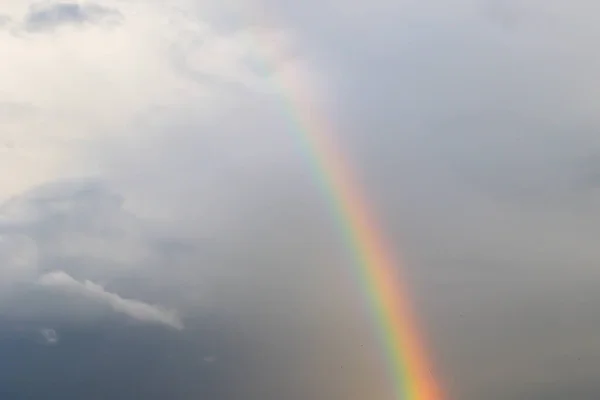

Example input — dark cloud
[0,318,224,399]
[0,175,392,399]
[23,2,123,32]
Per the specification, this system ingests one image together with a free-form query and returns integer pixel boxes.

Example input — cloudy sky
[2,0,600,399]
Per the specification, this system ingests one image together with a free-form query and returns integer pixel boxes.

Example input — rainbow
[255,34,443,400]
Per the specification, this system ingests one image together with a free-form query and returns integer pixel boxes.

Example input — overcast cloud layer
[2,0,600,399]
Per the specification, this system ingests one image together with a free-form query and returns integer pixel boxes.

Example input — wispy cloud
[23,2,123,32]
[40,327,59,345]
[38,270,183,330]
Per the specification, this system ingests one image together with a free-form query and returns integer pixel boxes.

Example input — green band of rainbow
[273,67,441,400]
[248,22,443,399]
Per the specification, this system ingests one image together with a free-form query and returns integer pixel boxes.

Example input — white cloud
[0,179,150,271]
[38,270,184,330]
[0,234,38,286]
[0,0,323,328]
[40,327,59,345]
[0,0,315,205]
[0,179,189,329]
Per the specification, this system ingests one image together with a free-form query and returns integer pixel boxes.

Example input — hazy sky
[2,0,600,399]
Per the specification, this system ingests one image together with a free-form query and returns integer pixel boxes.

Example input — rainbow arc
[252,24,443,400]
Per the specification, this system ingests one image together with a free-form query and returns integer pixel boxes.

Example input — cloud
[23,2,123,32]
[40,327,59,344]
[0,179,151,274]
[38,270,184,330]
[0,233,38,286]
[0,179,191,331]
[7,0,600,398]
[0,0,313,204]
[0,14,11,27]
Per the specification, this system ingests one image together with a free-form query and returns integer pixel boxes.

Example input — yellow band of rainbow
[269,56,443,400]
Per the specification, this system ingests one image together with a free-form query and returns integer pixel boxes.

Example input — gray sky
[2,0,600,399]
